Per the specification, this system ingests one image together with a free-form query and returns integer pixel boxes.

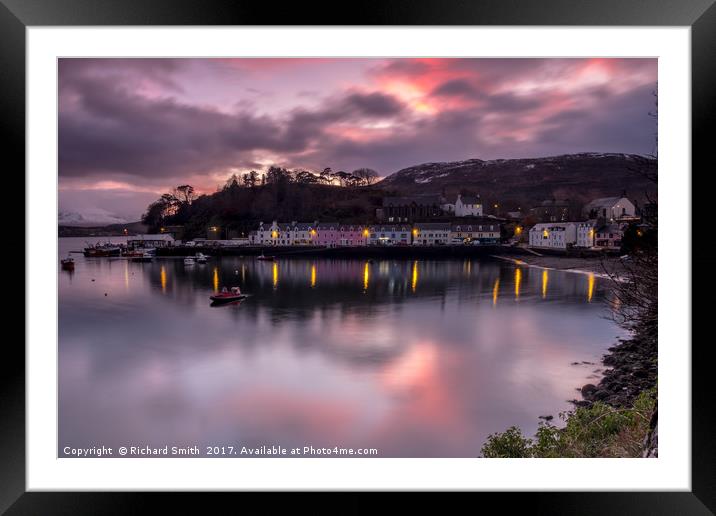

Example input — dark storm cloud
[59,57,657,198]
[59,63,407,181]
[342,92,404,116]
[432,79,478,97]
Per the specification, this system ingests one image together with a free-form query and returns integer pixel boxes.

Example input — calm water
[59,236,621,457]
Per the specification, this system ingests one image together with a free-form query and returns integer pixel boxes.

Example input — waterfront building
[450,221,501,245]
[594,222,625,249]
[582,195,636,221]
[528,223,577,249]
[368,224,412,245]
[576,220,598,248]
[253,221,318,246]
[127,234,175,248]
[339,224,369,246]
[314,222,340,247]
[412,223,451,245]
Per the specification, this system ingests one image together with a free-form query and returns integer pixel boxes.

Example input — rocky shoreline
[573,334,657,408]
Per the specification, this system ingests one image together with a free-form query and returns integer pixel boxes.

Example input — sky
[58,58,657,223]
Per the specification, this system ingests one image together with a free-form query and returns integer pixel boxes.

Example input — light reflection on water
[59,237,622,457]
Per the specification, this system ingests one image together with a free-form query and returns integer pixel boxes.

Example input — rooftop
[128,234,174,241]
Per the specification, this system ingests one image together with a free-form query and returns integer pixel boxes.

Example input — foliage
[480,389,656,458]
[140,164,387,239]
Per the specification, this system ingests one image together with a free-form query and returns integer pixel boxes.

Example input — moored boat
[257,253,275,261]
[196,252,208,263]
[184,257,196,266]
[61,256,75,270]
[83,242,122,257]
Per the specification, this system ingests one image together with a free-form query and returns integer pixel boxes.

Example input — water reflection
[212,266,219,293]
[160,265,167,294]
[59,237,621,458]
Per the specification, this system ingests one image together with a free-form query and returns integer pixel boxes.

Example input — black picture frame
[3,0,713,512]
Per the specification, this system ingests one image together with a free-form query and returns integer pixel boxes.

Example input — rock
[581,384,598,397]
[538,415,553,421]
[593,389,608,401]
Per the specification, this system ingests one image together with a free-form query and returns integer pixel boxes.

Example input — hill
[376,153,657,211]
[58,221,148,237]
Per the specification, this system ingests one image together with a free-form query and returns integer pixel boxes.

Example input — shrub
[480,389,656,458]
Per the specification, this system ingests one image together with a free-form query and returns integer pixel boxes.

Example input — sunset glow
[58,58,657,222]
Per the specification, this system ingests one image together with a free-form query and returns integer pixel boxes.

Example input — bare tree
[352,168,379,185]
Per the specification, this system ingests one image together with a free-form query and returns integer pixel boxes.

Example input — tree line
[223,166,379,190]
[141,166,385,237]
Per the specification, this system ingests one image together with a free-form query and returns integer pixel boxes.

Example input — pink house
[313,223,369,247]
[315,222,340,247]
[339,225,369,246]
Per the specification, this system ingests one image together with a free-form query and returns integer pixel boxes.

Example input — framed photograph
[4,0,713,511]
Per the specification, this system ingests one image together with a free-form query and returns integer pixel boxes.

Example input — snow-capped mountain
[376,153,656,206]
[58,209,130,227]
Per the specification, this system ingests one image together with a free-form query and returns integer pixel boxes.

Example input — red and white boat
[210,286,247,303]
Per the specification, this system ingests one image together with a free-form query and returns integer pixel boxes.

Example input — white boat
[184,257,196,266]
[195,252,208,263]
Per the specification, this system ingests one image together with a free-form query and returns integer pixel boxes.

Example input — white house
[412,223,451,245]
[583,196,636,221]
[454,194,483,217]
[368,225,412,245]
[252,221,318,246]
[450,222,500,244]
[576,220,598,248]
[442,194,483,217]
[529,223,577,249]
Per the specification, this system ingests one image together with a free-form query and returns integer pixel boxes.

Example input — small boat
[61,256,75,270]
[257,253,275,261]
[184,257,196,266]
[195,252,208,263]
[83,242,121,257]
[210,286,247,303]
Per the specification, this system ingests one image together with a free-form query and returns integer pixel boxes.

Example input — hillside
[377,153,657,211]
[58,221,148,237]
[123,152,657,240]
